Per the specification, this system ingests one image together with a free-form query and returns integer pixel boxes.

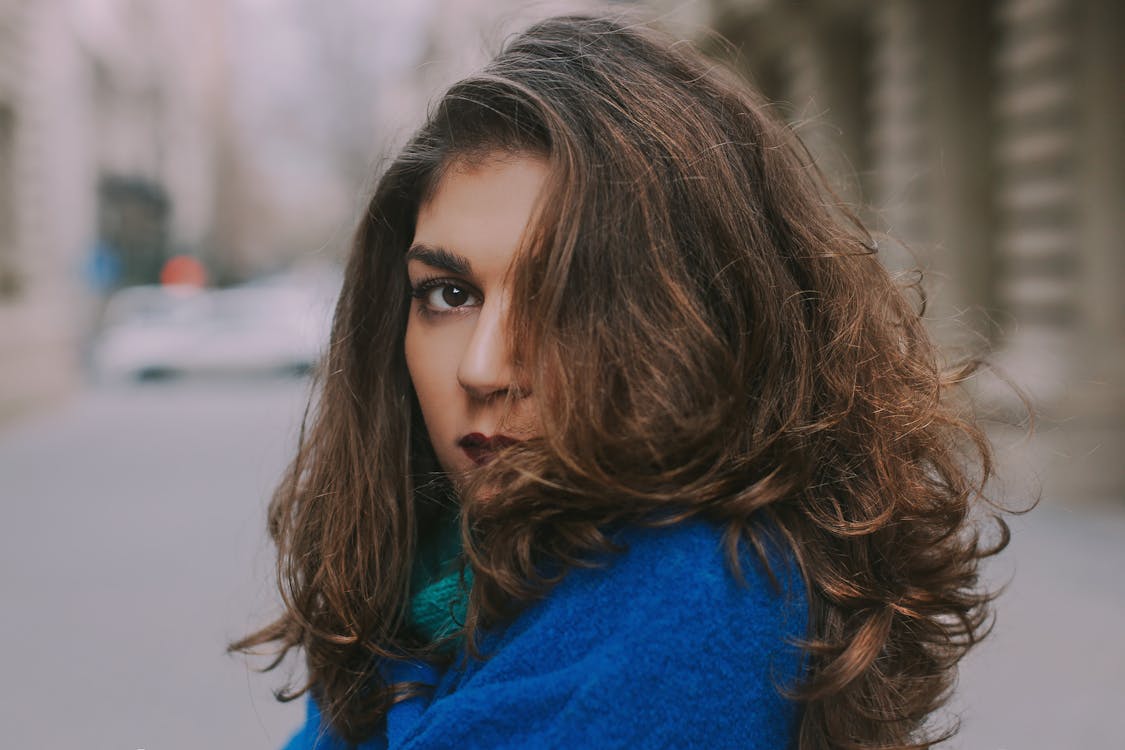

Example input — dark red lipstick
[458,432,522,466]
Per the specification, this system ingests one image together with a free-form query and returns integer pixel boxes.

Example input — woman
[232,14,1010,750]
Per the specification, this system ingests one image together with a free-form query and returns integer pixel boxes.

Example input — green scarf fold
[409,512,472,653]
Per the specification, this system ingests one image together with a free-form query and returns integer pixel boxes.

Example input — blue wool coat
[282,518,808,750]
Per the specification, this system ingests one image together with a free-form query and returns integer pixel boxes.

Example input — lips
[458,432,522,466]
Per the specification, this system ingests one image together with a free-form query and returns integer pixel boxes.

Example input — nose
[457,296,526,401]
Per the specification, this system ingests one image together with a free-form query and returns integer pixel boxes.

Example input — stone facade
[686,0,1124,503]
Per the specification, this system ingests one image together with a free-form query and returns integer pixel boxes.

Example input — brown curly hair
[231,14,1013,749]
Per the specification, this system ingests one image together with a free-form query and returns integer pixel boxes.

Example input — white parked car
[92,268,339,382]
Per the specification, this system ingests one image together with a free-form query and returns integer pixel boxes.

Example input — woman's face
[405,153,546,485]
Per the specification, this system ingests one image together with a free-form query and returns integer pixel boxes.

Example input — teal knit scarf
[409,512,472,652]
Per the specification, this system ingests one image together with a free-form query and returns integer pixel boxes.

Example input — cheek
[404,319,462,419]
[406,318,471,476]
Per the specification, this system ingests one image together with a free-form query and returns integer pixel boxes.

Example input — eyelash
[409,276,482,316]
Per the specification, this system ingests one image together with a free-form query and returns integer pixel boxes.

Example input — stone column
[1071,0,1125,500]
[916,1,996,347]
[867,0,929,272]
[992,0,1124,503]
[0,0,89,419]
[991,0,1079,406]
[775,7,868,210]
[1075,0,1125,418]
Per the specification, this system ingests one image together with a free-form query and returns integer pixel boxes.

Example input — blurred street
[0,379,310,749]
[950,498,1125,749]
[1,379,1122,749]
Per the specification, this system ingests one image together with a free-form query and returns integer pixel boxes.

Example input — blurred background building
[1,0,1121,499]
[676,0,1124,505]
[0,0,224,416]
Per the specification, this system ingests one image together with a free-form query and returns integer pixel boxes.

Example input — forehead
[412,153,550,278]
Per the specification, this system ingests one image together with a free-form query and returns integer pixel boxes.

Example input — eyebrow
[405,243,472,276]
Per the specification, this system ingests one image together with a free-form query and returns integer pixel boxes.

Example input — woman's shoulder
[534,516,805,634]
[602,516,804,600]
[286,520,809,750]
[469,515,808,678]
[420,516,808,749]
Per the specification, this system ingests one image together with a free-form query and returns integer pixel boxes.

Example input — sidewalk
[947,496,1125,748]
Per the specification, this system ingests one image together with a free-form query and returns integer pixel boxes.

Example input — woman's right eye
[411,279,482,314]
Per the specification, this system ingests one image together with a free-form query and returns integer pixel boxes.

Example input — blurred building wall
[0,0,223,419]
[0,0,92,420]
[1,0,601,421]
[682,0,1123,502]
[3,0,1118,505]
